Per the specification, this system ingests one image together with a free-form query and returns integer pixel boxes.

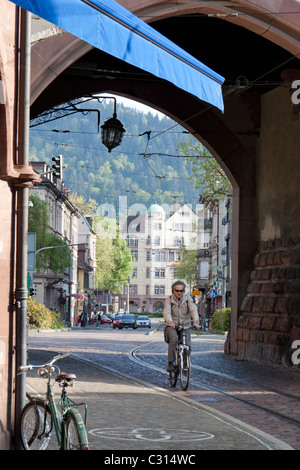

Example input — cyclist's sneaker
[166,363,175,372]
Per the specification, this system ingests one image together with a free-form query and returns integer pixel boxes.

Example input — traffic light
[29,285,37,297]
[52,155,63,179]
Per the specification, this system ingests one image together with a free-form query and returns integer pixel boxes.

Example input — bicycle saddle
[55,372,76,383]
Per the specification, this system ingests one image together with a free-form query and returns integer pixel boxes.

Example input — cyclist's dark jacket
[163,293,198,328]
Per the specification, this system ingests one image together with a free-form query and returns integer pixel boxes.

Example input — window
[146,268,150,278]
[174,237,184,246]
[84,272,89,289]
[154,268,165,278]
[154,250,165,261]
[131,250,138,261]
[129,284,138,294]
[155,285,165,295]
[200,261,209,279]
[126,236,138,247]
[169,251,174,262]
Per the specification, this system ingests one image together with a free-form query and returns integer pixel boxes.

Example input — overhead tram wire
[146,44,300,142]
[32,51,300,163]
[29,8,300,146]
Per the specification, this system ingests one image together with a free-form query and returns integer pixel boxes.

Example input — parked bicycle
[19,353,88,450]
[169,326,191,391]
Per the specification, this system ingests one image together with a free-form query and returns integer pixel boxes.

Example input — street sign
[74,294,84,300]
[212,265,223,270]
[192,289,201,296]
[208,288,217,298]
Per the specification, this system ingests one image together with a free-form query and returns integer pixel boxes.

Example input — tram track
[129,341,300,430]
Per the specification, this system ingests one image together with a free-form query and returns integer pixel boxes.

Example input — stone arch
[29,0,300,363]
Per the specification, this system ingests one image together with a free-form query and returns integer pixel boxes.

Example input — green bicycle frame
[32,373,87,449]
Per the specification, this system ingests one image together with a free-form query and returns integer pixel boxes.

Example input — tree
[70,192,132,293]
[28,194,71,273]
[175,246,198,292]
[109,237,133,293]
[177,137,232,202]
[94,231,132,294]
[69,193,98,214]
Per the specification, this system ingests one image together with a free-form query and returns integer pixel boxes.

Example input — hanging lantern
[101,113,126,153]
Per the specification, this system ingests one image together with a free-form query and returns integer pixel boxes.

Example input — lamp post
[127,276,130,313]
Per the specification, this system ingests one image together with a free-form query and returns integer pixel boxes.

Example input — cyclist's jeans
[165,326,191,363]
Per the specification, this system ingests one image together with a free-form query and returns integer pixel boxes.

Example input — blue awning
[10,0,224,111]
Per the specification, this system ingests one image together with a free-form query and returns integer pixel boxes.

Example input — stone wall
[236,237,300,365]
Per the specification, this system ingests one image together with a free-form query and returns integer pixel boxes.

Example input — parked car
[112,314,122,329]
[100,314,112,324]
[136,316,151,328]
[106,313,115,321]
[118,313,137,329]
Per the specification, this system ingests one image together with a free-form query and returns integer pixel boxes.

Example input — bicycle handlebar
[18,352,71,372]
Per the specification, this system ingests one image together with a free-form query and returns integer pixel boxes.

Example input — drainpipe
[14,8,31,448]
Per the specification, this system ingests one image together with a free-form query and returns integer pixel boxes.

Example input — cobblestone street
[26,324,300,451]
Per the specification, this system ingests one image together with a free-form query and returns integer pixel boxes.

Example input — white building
[120,203,201,313]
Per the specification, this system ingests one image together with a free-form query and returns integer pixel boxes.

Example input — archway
[28,1,300,364]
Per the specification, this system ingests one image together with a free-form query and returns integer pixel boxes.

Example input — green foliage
[177,137,232,202]
[210,308,231,332]
[27,297,60,329]
[29,101,200,209]
[28,194,71,273]
[110,237,133,291]
[74,196,133,293]
[175,247,198,290]
[28,194,48,247]
[40,233,72,273]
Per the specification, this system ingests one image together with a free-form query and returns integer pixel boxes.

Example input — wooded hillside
[29,99,200,211]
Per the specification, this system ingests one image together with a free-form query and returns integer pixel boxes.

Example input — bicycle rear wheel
[180,349,190,391]
[65,408,89,450]
[20,400,59,450]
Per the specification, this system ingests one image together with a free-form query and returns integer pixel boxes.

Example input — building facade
[120,203,203,313]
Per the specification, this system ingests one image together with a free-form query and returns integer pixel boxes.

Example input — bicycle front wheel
[65,409,88,450]
[180,349,190,391]
[20,400,59,450]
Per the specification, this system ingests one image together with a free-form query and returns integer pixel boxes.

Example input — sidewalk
[25,349,292,451]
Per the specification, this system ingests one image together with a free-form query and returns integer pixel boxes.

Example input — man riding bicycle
[163,281,200,372]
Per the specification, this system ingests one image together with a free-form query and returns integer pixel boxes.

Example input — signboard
[208,288,217,298]
[192,289,201,296]
[74,294,84,300]
[27,232,36,271]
